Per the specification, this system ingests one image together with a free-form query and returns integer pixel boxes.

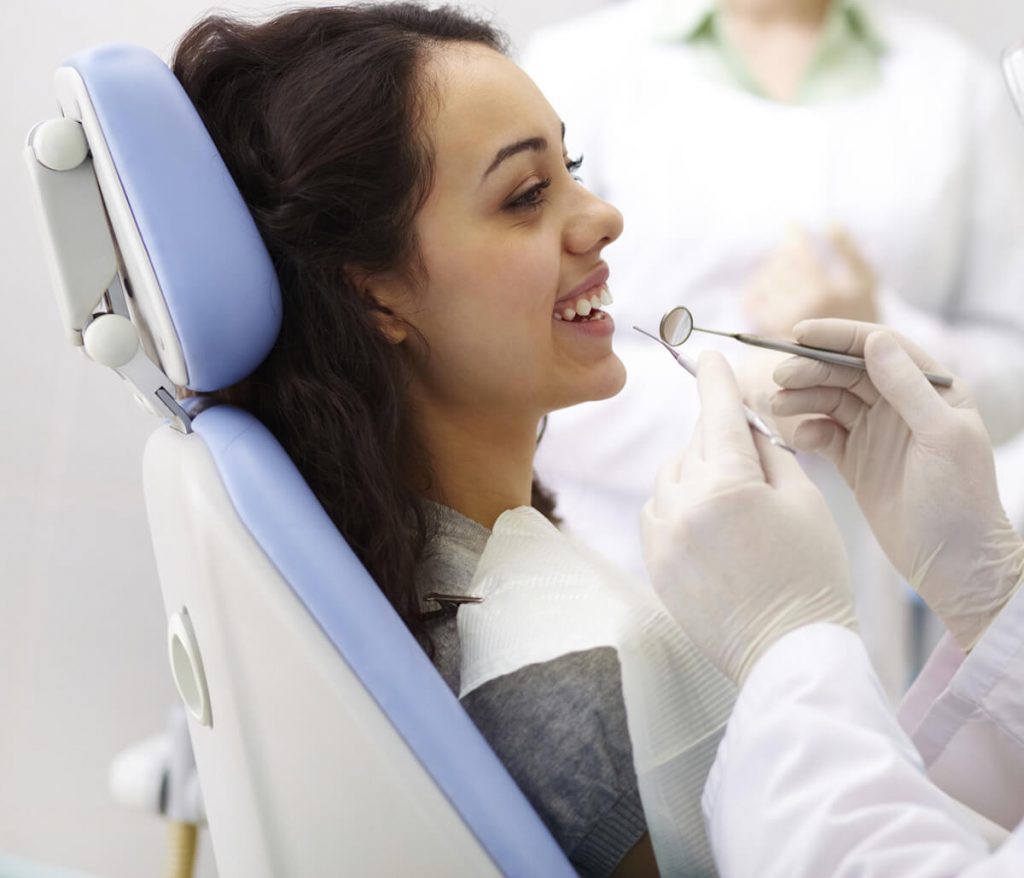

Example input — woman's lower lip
[553,312,615,337]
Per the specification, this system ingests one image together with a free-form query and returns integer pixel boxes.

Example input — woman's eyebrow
[481,122,567,182]
[482,136,547,180]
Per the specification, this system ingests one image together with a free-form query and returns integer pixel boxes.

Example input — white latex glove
[743,225,878,338]
[641,350,856,684]
[772,319,1024,650]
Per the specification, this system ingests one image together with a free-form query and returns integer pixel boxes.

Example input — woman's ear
[350,268,411,345]
[372,304,409,345]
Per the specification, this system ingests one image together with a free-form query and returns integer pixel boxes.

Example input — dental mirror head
[660,306,694,347]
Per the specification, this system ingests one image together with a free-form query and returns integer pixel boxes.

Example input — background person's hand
[772,320,1024,650]
[743,225,878,338]
[641,350,855,684]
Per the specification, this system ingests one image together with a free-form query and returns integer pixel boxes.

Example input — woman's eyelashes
[508,177,551,211]
[505,155,584,212]
[566,154,583,181]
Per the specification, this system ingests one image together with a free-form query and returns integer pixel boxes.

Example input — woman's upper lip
[555,264,609,307]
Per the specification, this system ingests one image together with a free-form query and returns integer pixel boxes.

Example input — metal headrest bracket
[25,116,191,433]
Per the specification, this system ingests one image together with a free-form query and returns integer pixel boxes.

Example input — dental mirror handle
[724,332,954,389]
[632,326,796,454]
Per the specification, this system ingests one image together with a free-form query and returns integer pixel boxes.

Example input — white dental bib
[458,507,736,876]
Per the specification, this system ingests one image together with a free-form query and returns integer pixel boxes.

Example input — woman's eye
[505,155,583,212]
[507,178,552,211]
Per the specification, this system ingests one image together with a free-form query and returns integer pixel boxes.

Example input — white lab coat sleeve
[701,622,995,878]
[877,64,1024,444]
[898,583,1024,829]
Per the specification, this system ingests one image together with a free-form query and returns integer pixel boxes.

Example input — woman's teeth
[553,284,614,321]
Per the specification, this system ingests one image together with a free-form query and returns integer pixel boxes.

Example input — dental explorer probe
[633,326,797,455]
[659,305,954,389]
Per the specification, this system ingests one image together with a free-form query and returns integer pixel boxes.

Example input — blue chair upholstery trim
[66,45,281,392]
[191,405,577,877]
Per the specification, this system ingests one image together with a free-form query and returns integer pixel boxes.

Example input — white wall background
[1,2,1021,876]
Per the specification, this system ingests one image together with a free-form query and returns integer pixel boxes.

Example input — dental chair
[24,43,576,878]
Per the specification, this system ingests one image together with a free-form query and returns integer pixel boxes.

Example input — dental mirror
[657,305,953,389]
[660,306,694,346]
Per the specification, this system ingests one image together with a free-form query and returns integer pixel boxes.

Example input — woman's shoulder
[417,503,491,601]
[416,502,492,693]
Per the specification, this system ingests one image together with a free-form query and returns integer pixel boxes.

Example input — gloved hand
[743,225,878,338]
[772,319,1024,650]
[641,350,856,684]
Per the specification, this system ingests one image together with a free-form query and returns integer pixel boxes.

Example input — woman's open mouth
[553,284,613,323]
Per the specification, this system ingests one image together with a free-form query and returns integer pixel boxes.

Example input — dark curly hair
[173,3,557,647]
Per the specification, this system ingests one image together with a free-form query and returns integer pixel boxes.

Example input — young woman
[174,6,732,875]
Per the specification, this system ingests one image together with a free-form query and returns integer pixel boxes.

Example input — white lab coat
[701,584,1024,877]
[524,1,1024,691]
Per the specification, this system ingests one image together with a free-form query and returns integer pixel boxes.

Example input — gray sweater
[417,505,648,877]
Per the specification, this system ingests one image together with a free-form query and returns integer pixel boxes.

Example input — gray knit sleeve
[460,646,648,878]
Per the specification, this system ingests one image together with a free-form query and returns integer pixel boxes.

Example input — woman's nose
[564,187,623,255]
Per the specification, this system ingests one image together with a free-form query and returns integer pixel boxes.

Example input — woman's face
[381,43,625,425]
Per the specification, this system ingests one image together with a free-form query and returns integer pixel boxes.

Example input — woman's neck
[415,406,540,530]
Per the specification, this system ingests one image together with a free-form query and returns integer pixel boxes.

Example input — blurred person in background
[523,0,1024,696]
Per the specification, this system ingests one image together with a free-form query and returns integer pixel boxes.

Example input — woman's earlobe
[352,269,409,344]
[365,295,408,344]
[375,309,408,345]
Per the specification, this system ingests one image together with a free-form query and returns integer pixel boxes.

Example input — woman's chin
[596,358,628,400]
[558,356,627,408]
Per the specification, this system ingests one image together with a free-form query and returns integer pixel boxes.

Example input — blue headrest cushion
[66,44,282,392]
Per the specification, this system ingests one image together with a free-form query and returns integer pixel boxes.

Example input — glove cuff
[734,589,858,685]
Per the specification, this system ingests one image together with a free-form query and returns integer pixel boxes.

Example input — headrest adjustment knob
[31,118,89,171]
[83,313,139,368]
